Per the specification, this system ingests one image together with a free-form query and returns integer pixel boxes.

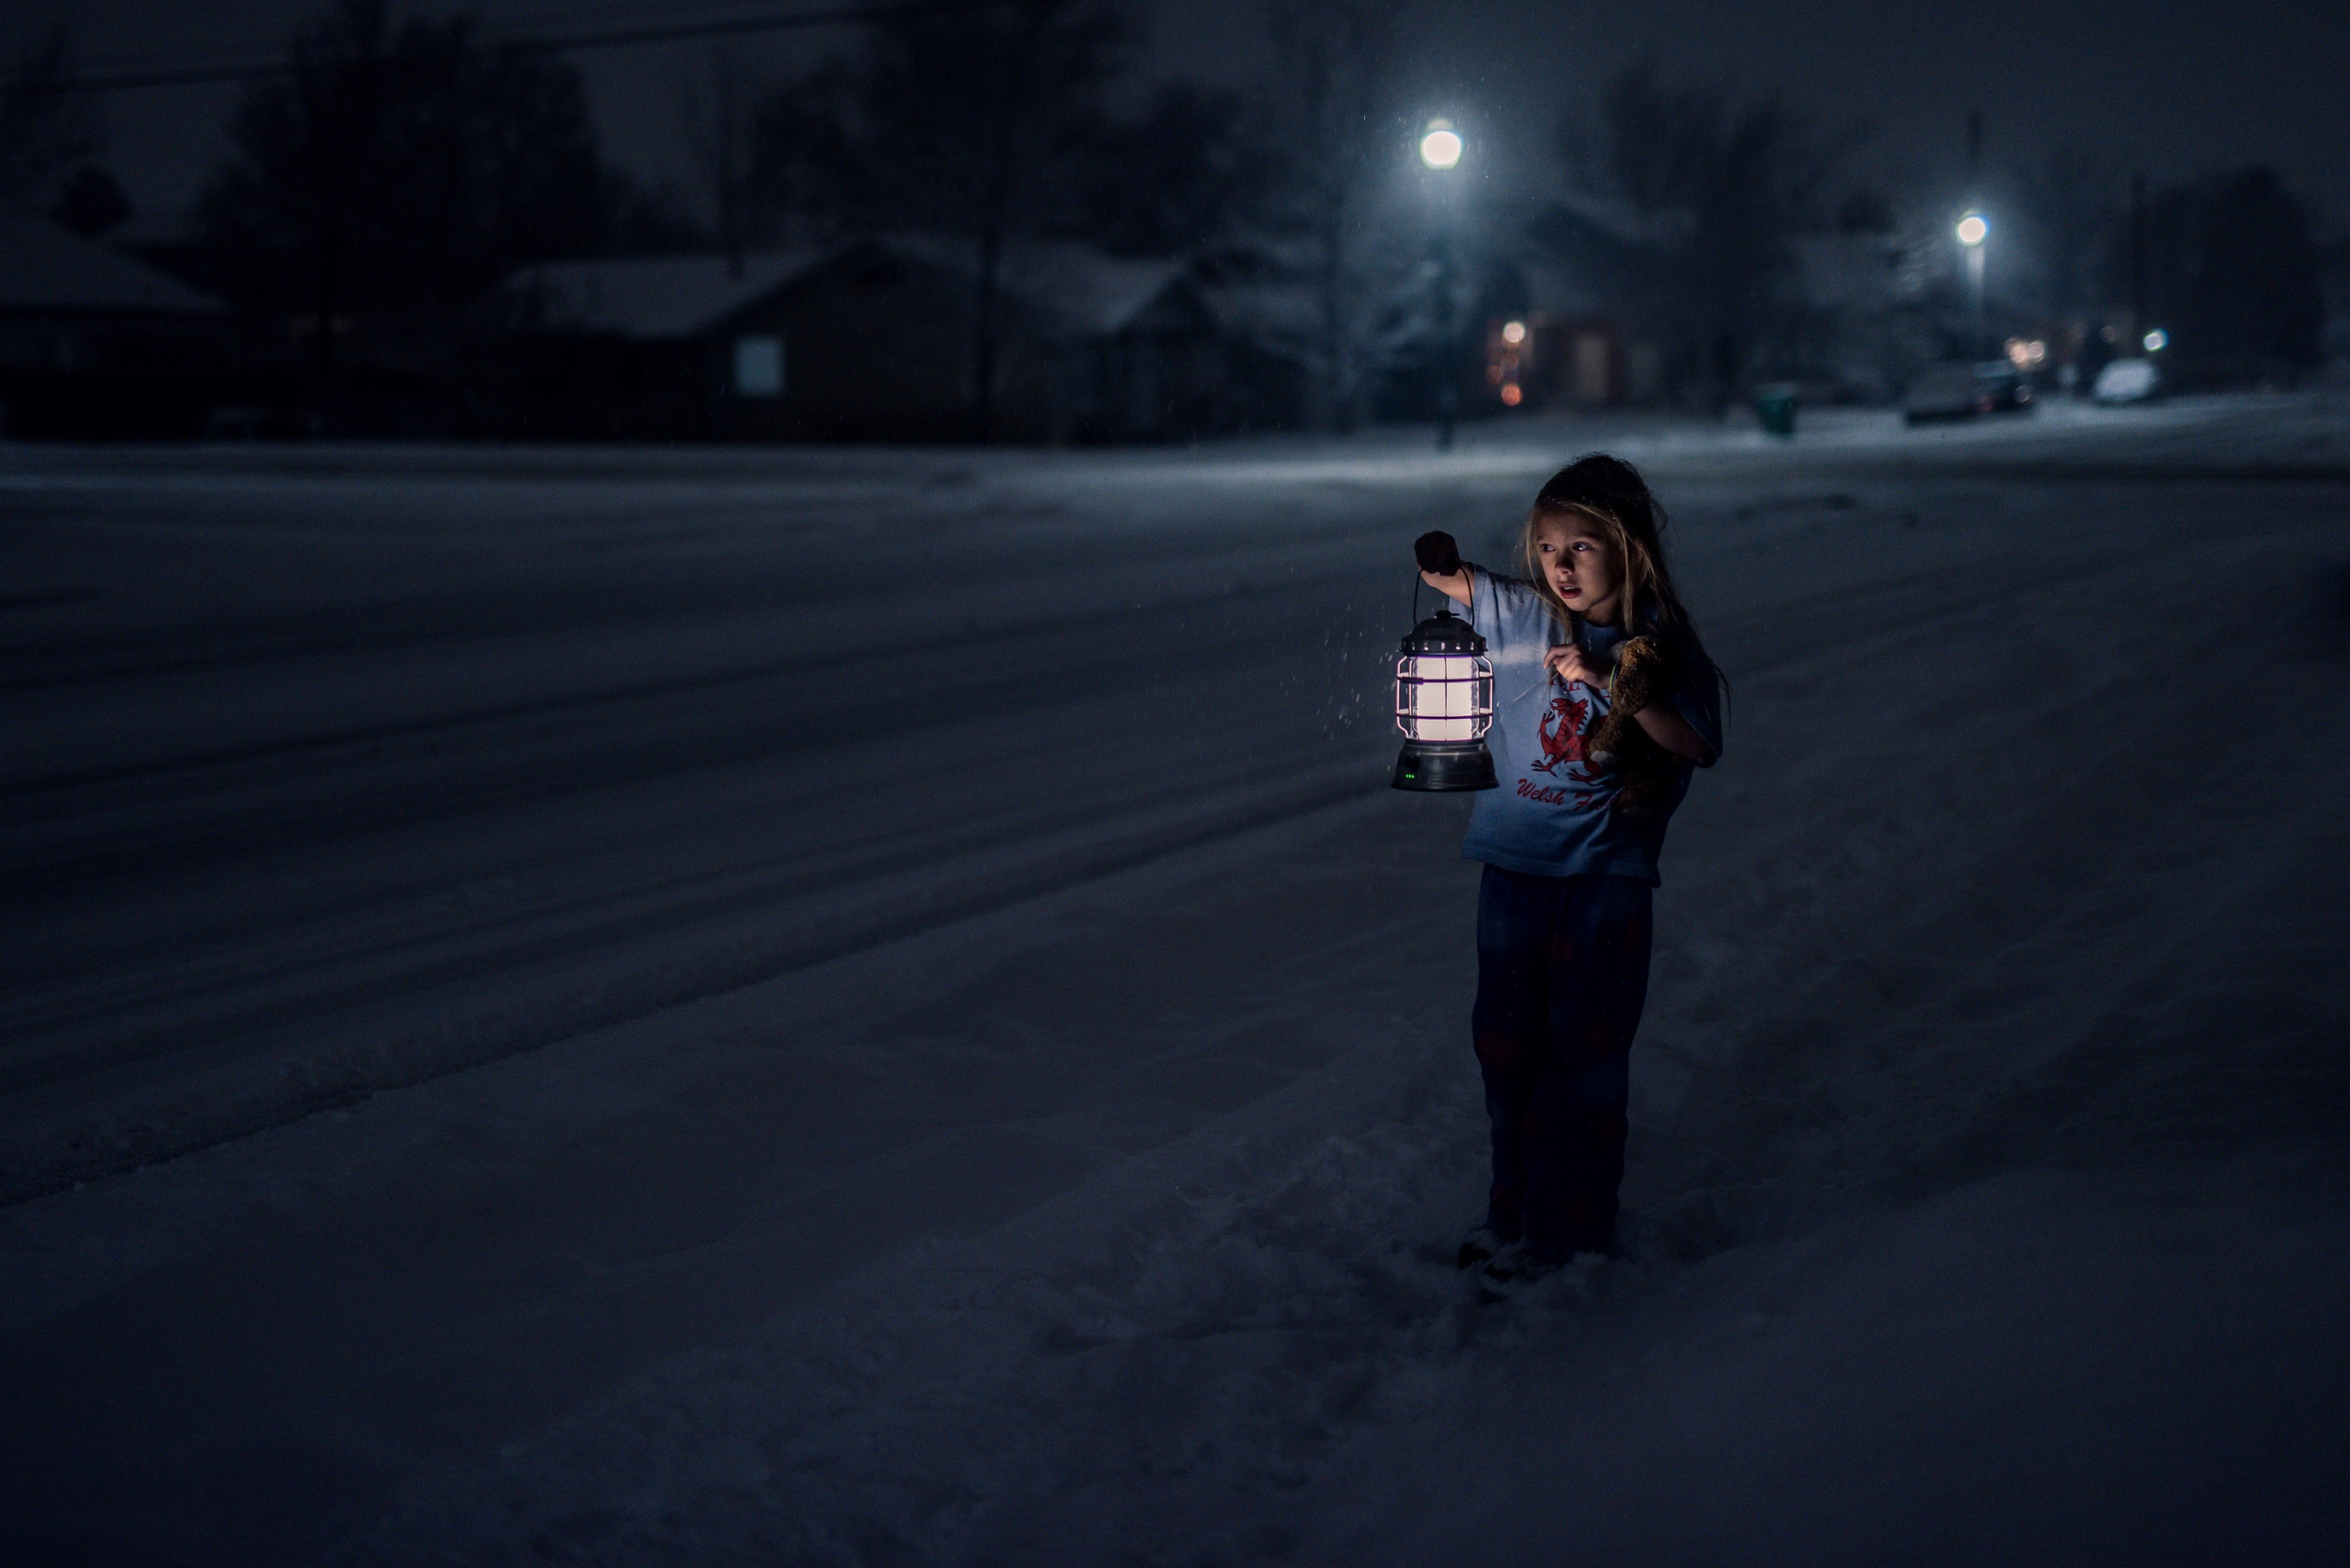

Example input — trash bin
[1754,383,1798,438]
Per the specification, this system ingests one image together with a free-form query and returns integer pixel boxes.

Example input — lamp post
[1420,118,1464,450]
[1955,211,1988,361]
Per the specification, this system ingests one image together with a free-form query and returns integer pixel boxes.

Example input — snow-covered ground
[3,396,2347,1564]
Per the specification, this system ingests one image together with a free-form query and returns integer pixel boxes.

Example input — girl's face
[1532,513,1623,624]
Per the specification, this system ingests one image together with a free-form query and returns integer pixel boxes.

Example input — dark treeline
[194,3,617,375]
[2,0,2338,438]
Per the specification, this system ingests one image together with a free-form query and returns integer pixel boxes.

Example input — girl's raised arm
[1415,531,1472,608]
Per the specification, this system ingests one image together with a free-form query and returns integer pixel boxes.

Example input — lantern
[1392,607,1497,791]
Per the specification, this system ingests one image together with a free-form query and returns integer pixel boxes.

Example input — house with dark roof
[1187,241,1319,431]
[0,207,229,437]
[481,247,835,440]
[482,235,1302,442]
[1480,193,1695,412]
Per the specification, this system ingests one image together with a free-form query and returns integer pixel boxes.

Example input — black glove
[1414,530,1461,576]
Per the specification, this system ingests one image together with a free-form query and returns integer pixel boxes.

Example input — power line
[23,0,986,95]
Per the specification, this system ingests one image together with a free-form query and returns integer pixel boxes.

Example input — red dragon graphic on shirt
[1530,689,1592,775]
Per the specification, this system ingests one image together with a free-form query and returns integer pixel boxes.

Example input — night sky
[13,0,2348,241]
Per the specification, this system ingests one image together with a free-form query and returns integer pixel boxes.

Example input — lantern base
[1393,741,1498,792]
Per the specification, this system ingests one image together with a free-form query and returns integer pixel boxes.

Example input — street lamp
[1955,211,1988,361]
[1419,118,1463,171]
[1421,118,1464,448]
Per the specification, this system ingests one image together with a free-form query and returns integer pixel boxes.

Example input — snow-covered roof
[498,247,834,340]
[867,236,1187,338]
[1539,190,1694,251]
[0,207,224,317]
[498,239,1189,342]
[1186,240,1322,358]
[1016,245,1186,338]
[1513,254,1614,319]
[1196,280,1320,357]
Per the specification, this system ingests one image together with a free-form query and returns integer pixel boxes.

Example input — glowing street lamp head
[1419,118,1463,171]
[2142,328,2169,353]
[1955,212,1989,247]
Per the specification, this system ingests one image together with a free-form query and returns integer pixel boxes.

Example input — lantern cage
[1393,607,1497,791]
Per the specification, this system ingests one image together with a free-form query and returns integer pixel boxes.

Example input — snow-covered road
[4,398,2348,1563]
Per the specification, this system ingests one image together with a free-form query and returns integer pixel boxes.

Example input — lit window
[733,336,784,397]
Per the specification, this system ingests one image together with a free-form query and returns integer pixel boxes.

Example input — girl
[1413,454,1723,1282]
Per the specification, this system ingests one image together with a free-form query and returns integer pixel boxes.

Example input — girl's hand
[1544,644,1607,689]
[1414,531,1462,577]
[1416,528,1472,608]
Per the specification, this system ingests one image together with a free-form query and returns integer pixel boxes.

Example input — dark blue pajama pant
[1472,865,1653,1261]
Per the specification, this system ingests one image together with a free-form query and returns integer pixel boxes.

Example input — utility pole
[1434,237,1458,450]
[1418,118,1465,450]
[2131,173,2147,344]
[1962,110,1987,361]
[1969,111,1983,361]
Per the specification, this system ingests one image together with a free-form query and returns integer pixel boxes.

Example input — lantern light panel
[1395,653,1491,742]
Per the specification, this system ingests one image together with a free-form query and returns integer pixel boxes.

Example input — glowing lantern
[1392,607,1497,791]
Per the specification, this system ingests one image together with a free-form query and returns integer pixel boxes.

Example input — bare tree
[197,0,610,375]
[1080,81,1259,256]
[816,0,1133,439]
[2011,145,2114,322]
[1567,60,1858,405]
[1255,0,1397,431]
[2112,166,2324,386]
[749,62,856,250]
[755,39,1249,261]
[672,45,762,276]
[0,23,99,208]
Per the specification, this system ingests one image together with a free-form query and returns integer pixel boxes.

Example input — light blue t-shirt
[1460,566,1723,885]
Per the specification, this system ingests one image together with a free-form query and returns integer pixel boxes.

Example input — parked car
[1902,362,2034,424]
[2092,357,2162,404]
[1976,361,2031,411]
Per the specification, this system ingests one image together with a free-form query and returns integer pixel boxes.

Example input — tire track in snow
[0,762,1385,1205]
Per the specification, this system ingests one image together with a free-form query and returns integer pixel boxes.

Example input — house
[1186,241,1322,431]
[1481,256,1663,411]
[483,236,1265,442]
[791,236,1220,442]
[480,247,834,440]
[0,207,229,437]
[1488,193,1684,410]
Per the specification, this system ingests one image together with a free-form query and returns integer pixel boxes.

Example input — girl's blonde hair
[1516,454,1723,698]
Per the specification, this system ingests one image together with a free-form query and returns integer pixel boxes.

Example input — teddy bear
[1583,635,1682,816]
